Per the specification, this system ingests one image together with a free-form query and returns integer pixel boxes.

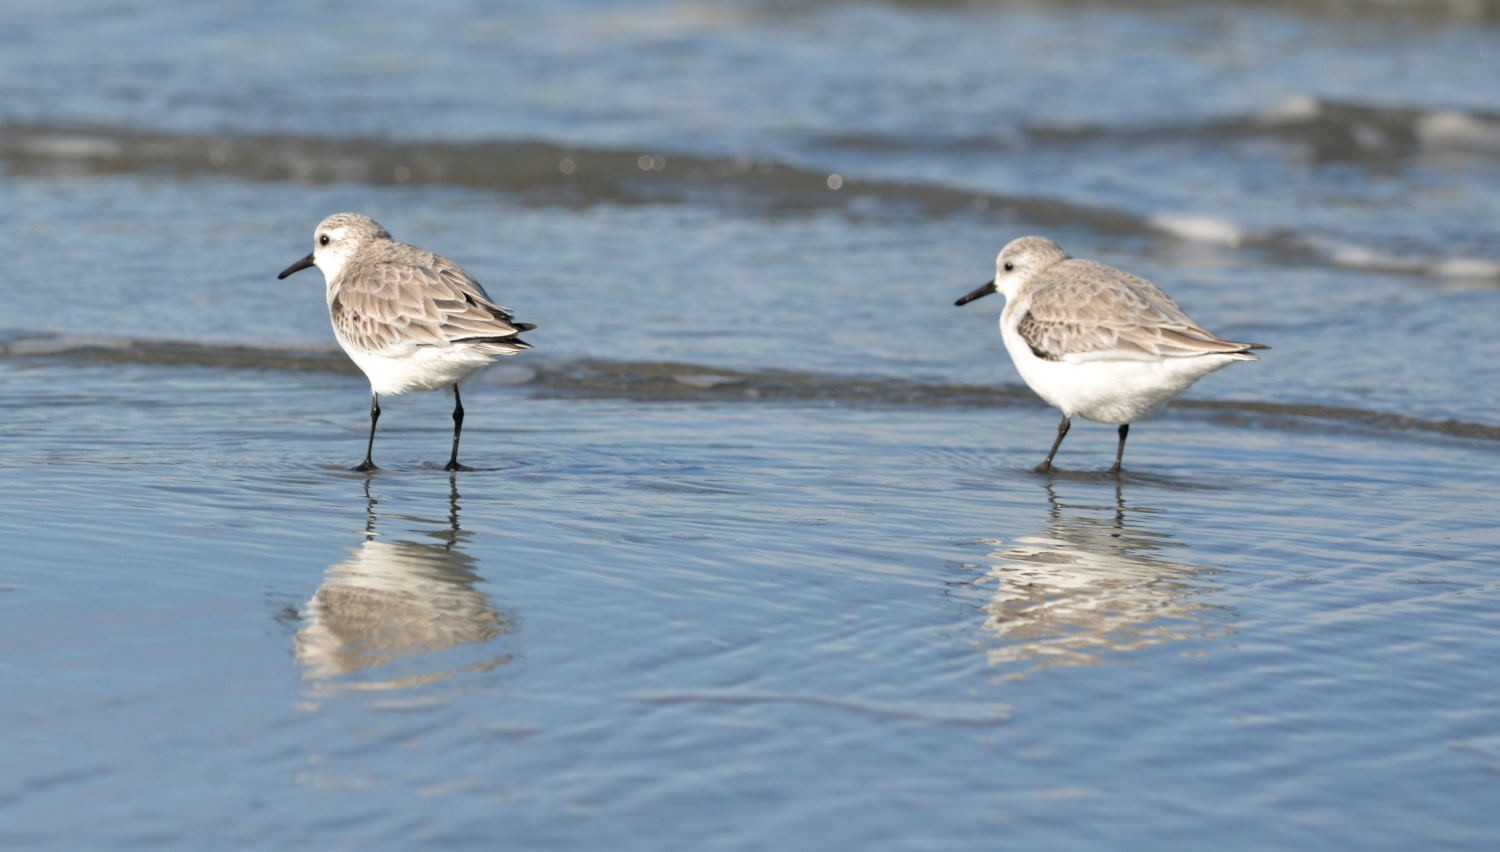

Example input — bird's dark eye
[319,234,330,247]
[1003,261,1014,272]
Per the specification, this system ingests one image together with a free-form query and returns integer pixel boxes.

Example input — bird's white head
[955,235,1070,307]
[278,213,392,285]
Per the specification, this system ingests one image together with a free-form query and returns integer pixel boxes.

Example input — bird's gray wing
[332,254,533,355]
[1019,260,1260,362]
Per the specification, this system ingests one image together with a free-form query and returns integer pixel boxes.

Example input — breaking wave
[5,112,1497,282]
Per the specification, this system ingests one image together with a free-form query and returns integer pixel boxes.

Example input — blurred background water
[2,1,1499,848]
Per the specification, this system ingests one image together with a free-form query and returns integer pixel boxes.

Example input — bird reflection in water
[972,482,1229,678]
[294,475,510,691]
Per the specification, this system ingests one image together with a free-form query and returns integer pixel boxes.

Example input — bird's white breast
[336,336,496,395]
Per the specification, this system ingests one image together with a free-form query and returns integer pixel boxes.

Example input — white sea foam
[1434,257,1500,279]
[1261,95,1322,125]
[1149,214,1246,247]
[1416,110,1500,154]
[1315,238,1500,280]
[20,133,124,160]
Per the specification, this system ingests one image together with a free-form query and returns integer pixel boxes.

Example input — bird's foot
[1034,460,1054,474]
[444,460,473,472]
[1107,462,1123,475]
[353,460,379,473]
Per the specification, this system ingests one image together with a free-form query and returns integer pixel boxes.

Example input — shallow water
[4,360,1499,847]
[4,1,1500,848]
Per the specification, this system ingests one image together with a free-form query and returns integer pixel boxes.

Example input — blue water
[3,1,1500,848]
[4,360,1496,848]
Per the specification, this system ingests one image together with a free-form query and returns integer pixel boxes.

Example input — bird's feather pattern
[330,241,533,356]
[1017,260,1260,362]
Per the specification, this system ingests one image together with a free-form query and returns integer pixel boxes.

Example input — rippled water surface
[3,1,1500,848]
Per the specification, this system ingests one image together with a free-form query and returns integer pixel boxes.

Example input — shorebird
[279,213,534,472]
[956,236,1265,472]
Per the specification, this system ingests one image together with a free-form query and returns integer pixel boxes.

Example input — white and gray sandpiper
[956,236,1265,473]
[279,212,534,472]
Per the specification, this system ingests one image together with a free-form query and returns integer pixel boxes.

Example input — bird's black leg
[445,384,472,472]
[1109,424,1130,474]
[1036,415,1070,473]
[354,392,380,472]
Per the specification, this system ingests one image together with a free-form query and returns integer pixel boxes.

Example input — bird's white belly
[339,338,495,395]
[1001,324,1236,424]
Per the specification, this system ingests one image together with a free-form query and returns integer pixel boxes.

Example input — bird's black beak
[955,280,997,306]
[278,253,316,280]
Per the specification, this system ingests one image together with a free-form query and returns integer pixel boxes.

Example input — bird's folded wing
[1021,262,1256,362]
[332,256,533,354]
